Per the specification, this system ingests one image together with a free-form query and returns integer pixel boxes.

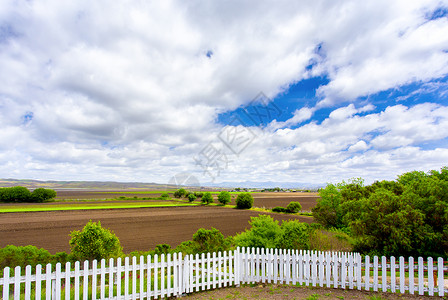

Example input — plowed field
[0,206,313,254]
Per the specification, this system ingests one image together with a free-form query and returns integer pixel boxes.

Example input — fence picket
[14,266,21,300]
[428,257,434,296]
[132,256,137,300]
[390,256,396,293]
[356,254,362,290]
[373,256,378,292]
[332,253,338,288]
[348,254,354,289]
[409,257,414,295]
[438,257,444,296]
[341,255,346,289]
[47,263,53,300]
[206,252,211,290]
[139,256,144,299]
[418,257,424,295]
[201,253,206,291]
[399,257,405,294]
[381,256,387,292]
[212,252,217,289]
[101,259,106,299]
[364,255,370,291]
[25,265,32,300]
[124,256,130,298]
[92,260,97,300]
[109,258,114,299]
[218,252,223,288]
[194,253,199,292]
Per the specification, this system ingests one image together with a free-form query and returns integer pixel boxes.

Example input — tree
[31,188,57,203]
[194,192,203,198]
[312,184,343,228]
[235,192,254,209]
[69,220,123,261]
[217,191,231,205]
[201,192,213,204]
[286,201,302,213]
[173,188,187,198]
[188,193,197,202]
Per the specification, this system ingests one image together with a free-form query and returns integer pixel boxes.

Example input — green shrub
[0,245,53,270]
[235,192,254,209]
[154,244,172,255]
[188,193,197,202]
[201,192,213,204]
[276,221,311,249]
[217,191,231,205]
[234,215,281,248]
[173,188,187,198]
[272,206,287,213]
[194,192,203,198]
[69,220,123,261]
[31,188,57,203]
[0,186,36,203]
[286,201,302,213]
[175,228,233,255]
[160,192,169,198]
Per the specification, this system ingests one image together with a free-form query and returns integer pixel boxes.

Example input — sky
[1,0,448,187]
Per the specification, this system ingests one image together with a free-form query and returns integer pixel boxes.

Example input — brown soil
[0,206,313,254]
[53,190,320,211]
[182,284,438,299]
[252,193,319,210]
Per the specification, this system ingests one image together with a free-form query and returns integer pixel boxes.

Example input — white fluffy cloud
[0,0,447,184]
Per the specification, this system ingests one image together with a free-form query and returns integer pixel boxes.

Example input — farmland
[0,191,318,254]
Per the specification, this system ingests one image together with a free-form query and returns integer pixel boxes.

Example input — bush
[217,191,231,205]
[187,193,197,202]
[0,245,53,271]
[69,220,123,261]
[276,221,312,249]
[173,188,187,198]
[234,215,281,248]
[235,192,254,209]
[194,192,203,198]
[272,206,287,213]
[286,201,302,213]
[154,244,172,255]
[175,228,233,255]
[201,192,213,204]
[31,188,57,203]
[160,192,169,198]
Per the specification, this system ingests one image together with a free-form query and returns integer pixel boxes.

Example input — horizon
[1,1,447,186]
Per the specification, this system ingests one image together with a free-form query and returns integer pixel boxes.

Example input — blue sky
[0,0,448,187]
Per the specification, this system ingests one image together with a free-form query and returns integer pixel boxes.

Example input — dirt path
[0,206,312,254]
[183,284,438,299]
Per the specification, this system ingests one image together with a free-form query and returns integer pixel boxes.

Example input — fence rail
[1,248,447,299]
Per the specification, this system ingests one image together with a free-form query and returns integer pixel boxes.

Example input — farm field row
[0,200,196,213]
[0,206,313,254]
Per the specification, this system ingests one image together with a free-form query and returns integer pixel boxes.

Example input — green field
[0,201,197,213]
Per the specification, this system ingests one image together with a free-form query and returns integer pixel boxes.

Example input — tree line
[312,167,448,258]
[0,186,57,203]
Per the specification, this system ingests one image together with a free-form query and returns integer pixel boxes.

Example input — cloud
[0,0,447,184]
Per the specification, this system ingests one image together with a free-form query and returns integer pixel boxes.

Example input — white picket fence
[1,248,447,299]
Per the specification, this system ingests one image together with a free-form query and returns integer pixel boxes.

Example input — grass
[249,206,313,217]
[0,201,197,213]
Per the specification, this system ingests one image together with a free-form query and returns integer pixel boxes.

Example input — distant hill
[0,179,175,190]
[0,178,323,190]
[204,180,324,190]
